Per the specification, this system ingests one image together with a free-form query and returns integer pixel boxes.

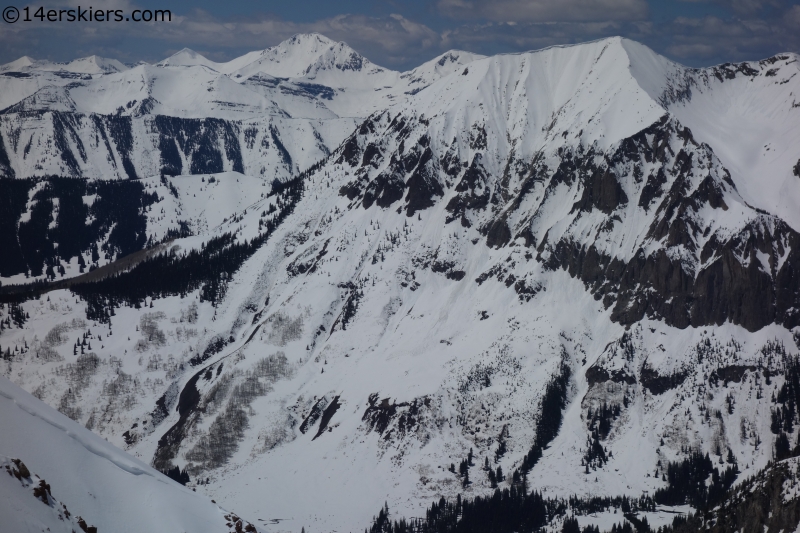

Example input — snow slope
[0,375,261,533]
[660,52,800,231]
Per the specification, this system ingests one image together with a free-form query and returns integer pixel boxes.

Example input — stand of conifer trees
[772,356,800,460]
[367,491,663,533]
[71,176,304,322]
[161,465,190,485]
[654,452,738,509]
[517,357,572,476]
[0,177,160,279]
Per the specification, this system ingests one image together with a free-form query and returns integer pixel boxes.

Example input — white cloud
[437,0,649,22]
[785,5,800,26]
[665,14,799,61]
[436,18,656,57]
[678,0,786,16]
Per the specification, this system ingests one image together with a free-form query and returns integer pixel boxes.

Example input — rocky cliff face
[334,102,800,333]
[0,111,349,181]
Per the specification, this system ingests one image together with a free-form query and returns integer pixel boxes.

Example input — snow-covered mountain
[0,54,128,75]
[0,35,486,187]
[1,34,800,533]
[0,33,482,120]
[0,55,129,113]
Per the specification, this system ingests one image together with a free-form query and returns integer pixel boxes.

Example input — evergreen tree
[563,516,580,533]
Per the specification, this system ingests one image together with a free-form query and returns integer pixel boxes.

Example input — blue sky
[1,0,798,69]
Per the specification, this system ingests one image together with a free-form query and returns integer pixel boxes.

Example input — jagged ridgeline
[0,177,161,279]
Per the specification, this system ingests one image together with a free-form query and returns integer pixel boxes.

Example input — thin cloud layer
[664,13,799,60]
[679,0,786,16]
[437,0,649,22]
[440,20,651,54]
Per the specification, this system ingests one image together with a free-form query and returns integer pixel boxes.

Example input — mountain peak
[226,32,385,82]
[401,49,486,85]
[436,49,486,63]
[285,33,337,46]
[0,54,128,75]
[157,48,216,69]
[267,32,358,64]
[64,55,129,73]
[0,56,38,72]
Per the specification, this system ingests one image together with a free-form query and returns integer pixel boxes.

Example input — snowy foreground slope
[0,375,261,533]
[1,36,800,533]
